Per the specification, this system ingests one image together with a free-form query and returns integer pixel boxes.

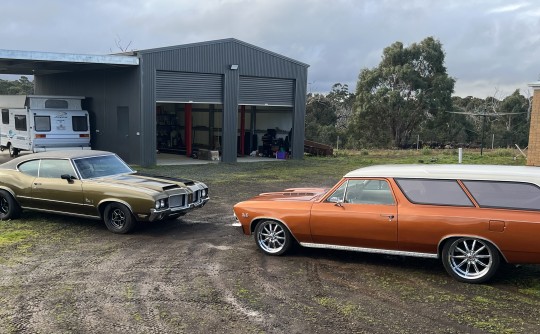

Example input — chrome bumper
[147,196,209,222]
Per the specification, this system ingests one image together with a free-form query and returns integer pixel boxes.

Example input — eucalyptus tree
[351,37,455,148]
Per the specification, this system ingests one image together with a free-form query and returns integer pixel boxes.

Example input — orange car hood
[251,188,328,201]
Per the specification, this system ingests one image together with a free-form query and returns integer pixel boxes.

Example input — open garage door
[156,71,223,103]
[239,76,294,107]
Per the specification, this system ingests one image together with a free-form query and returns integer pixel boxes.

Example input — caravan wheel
[8,145,18,158]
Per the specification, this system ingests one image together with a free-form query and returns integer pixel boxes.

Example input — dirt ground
[1,154,540,333]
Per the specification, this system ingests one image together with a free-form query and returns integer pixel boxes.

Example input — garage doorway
[156,103,223,155]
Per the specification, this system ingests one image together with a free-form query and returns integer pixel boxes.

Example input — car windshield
[73,154,134,179]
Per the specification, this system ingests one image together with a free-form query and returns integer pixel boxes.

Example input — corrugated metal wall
[139,39,308,165]
[35,39,308,166]
[34,68,141,164]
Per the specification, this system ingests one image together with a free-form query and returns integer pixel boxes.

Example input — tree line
[0,76,34,95]
[306,37,531,150]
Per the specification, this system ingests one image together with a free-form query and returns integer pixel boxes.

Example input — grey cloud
[0,0,537,98]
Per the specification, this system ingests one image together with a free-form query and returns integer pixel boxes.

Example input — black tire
[8,145,16,158]
[0,189,21,220]
[103,203,136,234]
[442,237,500,283]
[254,220,293,256]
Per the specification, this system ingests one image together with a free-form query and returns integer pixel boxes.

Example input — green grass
[136,148,526,185]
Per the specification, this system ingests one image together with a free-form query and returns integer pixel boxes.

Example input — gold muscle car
[0,150,209,233]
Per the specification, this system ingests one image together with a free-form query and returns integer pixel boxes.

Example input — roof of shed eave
[529,81,540,88]
[132,38,310,68]
[0,49,139,66]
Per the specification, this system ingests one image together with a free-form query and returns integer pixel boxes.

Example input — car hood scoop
[254,188,328,201]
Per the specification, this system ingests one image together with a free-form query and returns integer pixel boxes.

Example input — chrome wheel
[110,208,126,229]
[103,203,136,234]
[0,197,9,215]
[255,220,292,255]
[442,237,499,283]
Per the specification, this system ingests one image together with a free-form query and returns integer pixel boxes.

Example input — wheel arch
[437,235,508,263]
[97,199,135,220]
[0,186,17,200]
[249,217,300,243]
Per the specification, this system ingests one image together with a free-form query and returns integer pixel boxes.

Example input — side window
[39,159,76,179]
[463,180,540,211]
[18,160,40,177]
[45,99,68,109]
[34,116,51,131]
[395,179,474,207]
[326,181,347,203]
[1,109,8,124]
[72,115,88,131]
[14,115,27,131]
[326,179,395,205]
[344,179,395,205]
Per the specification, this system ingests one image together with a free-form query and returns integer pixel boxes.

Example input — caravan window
[72,115,88,131]
[34,116,51,131]
[1,110,8,124]
[45,99,68,109]
[14,115,27,131]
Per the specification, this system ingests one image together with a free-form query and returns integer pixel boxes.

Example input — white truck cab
[0,95,91,157]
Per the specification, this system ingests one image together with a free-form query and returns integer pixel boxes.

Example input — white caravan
[0,95,91,157]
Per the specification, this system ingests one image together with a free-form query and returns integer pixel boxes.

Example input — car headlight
[155,199,167,209]
[202,189,208,197]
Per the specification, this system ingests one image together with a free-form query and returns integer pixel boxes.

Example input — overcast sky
[1,0,539,98]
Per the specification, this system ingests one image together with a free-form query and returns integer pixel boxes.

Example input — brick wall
[527,88,540,166]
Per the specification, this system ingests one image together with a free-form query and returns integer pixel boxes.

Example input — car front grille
[169,194,185,208]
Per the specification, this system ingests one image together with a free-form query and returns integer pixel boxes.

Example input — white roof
[345,164,540,184]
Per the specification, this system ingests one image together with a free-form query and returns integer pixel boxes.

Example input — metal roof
[135,38,310,68]
[0,49,139,75]
[0,39,306,76]
[344,164,540,183]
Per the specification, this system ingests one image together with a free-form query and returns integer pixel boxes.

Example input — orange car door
[309,179,398,250]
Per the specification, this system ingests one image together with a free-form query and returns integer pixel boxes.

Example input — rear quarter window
[395,178,474,207]
[462,180,540,211]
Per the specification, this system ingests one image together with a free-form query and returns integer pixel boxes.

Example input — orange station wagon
[233,164,540,283]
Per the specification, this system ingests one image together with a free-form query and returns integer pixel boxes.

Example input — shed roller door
[156,71,223,103]
[239,76,294,107]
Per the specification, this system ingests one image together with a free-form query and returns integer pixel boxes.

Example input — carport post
[240,105,246,156]
[185,103,192,156]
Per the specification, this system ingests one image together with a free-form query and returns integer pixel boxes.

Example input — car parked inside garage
[233,164,540,283]
[0,150,209,233]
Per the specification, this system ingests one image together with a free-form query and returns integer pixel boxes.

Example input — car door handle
[380,214,395,221]
[34,182,42,186]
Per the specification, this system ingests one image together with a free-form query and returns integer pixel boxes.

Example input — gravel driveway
[1,156,539,333]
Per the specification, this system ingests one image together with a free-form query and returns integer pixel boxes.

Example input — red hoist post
[185,103,192,156]
[240,105,246,156]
